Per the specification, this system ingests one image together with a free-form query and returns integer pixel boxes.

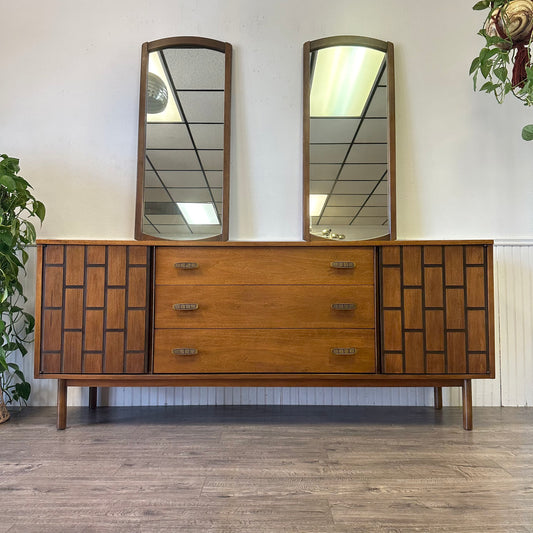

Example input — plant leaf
[473,0,491,10]
[521,124,533,140]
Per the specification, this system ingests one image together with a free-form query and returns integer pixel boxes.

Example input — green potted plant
[470,0,533,139]
[0,154,45,421]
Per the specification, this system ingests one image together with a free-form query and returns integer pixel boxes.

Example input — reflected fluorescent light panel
[309,194,328,217]
[310,46,385,117]
[177,202,219,225]
[148,52,182,122]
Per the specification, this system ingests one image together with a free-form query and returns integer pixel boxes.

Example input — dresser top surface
[36,239,494,247]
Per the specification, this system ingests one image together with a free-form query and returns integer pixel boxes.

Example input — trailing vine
[470,0,533,139]
[0,154,45,404]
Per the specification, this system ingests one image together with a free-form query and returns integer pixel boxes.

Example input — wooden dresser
[35,240,494,429]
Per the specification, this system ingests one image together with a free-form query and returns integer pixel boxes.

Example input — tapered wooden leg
[462,379,472,430]
[57,379,67,430]
[434,387,443,410]
[89,387,97,410]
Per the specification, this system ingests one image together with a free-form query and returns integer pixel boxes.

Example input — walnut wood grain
[380,244,493,376]
[153,328,376,374]
[38,244,150,376]
[155,285,375,329]
[155,247,375,286]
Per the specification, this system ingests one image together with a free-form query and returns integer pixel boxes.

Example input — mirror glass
[304,36,395,241]
[136,37,231,240]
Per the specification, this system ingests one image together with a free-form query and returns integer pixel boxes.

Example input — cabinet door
[37,245,150,375]
[380,245,493,375]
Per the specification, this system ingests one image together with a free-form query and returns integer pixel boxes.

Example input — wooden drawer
[155,247,374,285]
[153,329,376,373]
[154,285,375,329]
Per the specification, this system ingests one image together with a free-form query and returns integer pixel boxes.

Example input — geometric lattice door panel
[379,245,493,375]
[38,245,151,375]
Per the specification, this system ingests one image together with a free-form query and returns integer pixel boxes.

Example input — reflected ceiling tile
[355,118,387,143]
[156,225,192,235]
[145,214,185,225]
[211,188,223,202]
[310,118,360,143]
[144,202,180,215]
[146,123,193,150]
[189,124,224,149]
[162,48,225,90]
[378,64,387,85]
[147,149,201,171]
[189,225,223,234]
[366,86,387,117]
[198,150,224,171]
[359,206,388,217]
[327,194,368,207]
[346,144,387,164]
[351,216,388,226]
[178,91,224,123]
[333,181,376,194]
[374,180,388,194]
[159,171,206,188]
[144,187,171,202]
[322,206,358,217]
[310,180,334,194]
[319,216,353,225]
[339,164,387,180]
[206,171,223,187]
[310,164,341,180]
[310,144,350,164]
[144,170,160,187]
[366,194,388,207]
[168,188,212,203]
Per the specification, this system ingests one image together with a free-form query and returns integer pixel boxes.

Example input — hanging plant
[470,0,533,140]
[0,154,45,405]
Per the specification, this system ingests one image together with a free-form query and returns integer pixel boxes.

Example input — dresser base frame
[55,377,473,431]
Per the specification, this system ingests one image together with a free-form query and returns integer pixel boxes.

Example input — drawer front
[155,285,375,329]
[156,247,374,285]
[154,329,376,373]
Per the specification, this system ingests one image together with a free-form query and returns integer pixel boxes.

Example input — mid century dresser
[35,240,494,429]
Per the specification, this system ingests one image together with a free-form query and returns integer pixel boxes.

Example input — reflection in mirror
[135,37,231,240]
[303,36,395,241]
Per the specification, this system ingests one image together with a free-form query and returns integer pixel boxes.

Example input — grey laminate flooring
[1,406,532,532]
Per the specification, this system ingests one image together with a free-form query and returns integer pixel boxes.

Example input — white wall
[2,0,533,406]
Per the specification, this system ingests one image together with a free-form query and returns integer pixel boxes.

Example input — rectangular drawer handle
[330,261,355,269]
[172,348,198,356]
[331,303,357,311]
[173,303,199,311]
[174,262,199,270]
[332,348,357,356]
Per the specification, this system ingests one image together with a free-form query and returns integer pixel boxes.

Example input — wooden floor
[1,406,532,532]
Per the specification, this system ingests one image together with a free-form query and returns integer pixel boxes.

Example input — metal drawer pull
[331,303,357,311]
[330,261,355,269]
[173,303,199,311]
[332,348,357,356]
[172,348,198,356]
[174,262,199,270]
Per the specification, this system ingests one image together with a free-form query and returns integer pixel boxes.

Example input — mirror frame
[303,36,396,241]
[135,36,232,241]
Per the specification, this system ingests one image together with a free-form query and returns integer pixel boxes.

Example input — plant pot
[0,394,10,424]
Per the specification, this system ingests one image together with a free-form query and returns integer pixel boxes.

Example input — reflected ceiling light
[177,202,219,225]
[147,52,182,122]
[310,46,385,117]
[309,194,328,216]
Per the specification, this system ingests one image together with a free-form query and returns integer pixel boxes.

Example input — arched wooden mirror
[135,37,232,241]
[303,36,396,241]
